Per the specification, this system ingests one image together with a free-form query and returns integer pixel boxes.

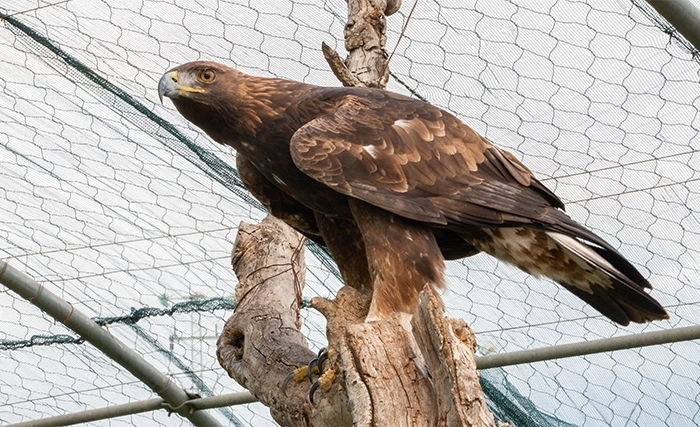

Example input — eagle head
[158,61,243,138]
[159,61,282,141]
[158,61,230,103]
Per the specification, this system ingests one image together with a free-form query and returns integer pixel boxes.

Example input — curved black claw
[307,347,330,383]
[317,347,330,368]
[309,378,321,404]
[280,347,337,403]
[308,365,336,404]
[280,370,298,391]
[308,347,335,404]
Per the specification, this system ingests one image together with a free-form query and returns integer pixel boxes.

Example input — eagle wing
[290,89,564,228]
[288,89,669,325]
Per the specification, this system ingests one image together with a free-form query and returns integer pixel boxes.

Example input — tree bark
[217,1,504,426]
[412,287,498,427]
[323,0,401,88]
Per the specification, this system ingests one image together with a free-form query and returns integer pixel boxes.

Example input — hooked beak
[158,70,205,104]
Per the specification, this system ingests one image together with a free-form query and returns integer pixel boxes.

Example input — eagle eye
[197,69,216,83]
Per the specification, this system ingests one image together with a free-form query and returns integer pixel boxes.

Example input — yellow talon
[309,367,337,403]
[282,347,337,401]
[281,364,316,390]
[316,366,336,391]
[292,365,311,383]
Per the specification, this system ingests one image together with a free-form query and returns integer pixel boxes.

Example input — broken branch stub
[323,0,401,87]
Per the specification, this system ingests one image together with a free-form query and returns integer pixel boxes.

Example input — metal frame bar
[6,392,257,427]
[3,260,699,426]
[475,323,700,370]
[645,0,700,52]
[0,261,223,427]
[8,398,164,427]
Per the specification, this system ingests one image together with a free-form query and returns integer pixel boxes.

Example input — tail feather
[548,232,668,325]
[470,227,669,326]
[561,281,667,326]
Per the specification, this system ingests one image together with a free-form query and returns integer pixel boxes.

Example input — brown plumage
[159,61,668,325]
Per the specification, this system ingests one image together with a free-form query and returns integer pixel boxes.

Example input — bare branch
[217,215,351,427]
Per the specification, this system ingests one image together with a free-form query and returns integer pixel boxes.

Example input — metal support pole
[0,261,223,427]
[476,323,700,370]
[4,259,699,424]
[186,391,258,410]
[6,392,257,427]
[10,322,699,425]
[646,0,700,52]
[8,398,165,427]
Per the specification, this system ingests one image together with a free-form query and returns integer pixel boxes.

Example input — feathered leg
[315,213,373,294]
[349,199,446,322]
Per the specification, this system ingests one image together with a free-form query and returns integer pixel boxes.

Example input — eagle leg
[315,212,373,294]
[279,215,368,402]
[349,199,446,321]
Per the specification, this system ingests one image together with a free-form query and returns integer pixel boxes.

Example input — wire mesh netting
[1,0,699,425]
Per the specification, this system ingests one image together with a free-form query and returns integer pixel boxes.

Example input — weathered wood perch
[217,215,351,426]
[217,215,499,426]
[217,0,503,425]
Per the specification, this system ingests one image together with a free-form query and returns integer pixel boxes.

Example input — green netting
[1,1,700,426]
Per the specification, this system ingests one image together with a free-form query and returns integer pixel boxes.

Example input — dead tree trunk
[217,1,503,426]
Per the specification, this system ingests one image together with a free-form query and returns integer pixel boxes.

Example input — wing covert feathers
[290,91,564,227]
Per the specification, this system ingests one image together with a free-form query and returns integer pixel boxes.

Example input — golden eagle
[159,61,667,326]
